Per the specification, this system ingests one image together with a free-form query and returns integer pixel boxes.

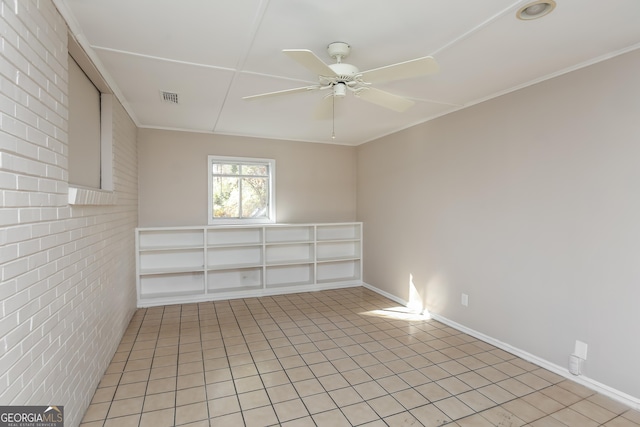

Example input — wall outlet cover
[574,340,588,360]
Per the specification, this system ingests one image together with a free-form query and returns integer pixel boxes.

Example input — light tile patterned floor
[81,287,640,426]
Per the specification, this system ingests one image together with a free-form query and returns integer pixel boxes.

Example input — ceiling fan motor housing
[327,42,358,86]
[328,63,360,81]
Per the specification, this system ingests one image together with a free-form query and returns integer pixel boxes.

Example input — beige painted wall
[357,49,640,399]
[138,129,357,226]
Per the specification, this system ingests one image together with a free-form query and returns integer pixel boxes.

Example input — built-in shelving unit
[135,223,362,307]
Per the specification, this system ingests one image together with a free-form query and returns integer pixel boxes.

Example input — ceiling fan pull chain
[331,95,336,140]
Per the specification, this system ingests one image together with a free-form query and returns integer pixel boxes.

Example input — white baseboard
[362,282,410,306]
[362,282,640,411]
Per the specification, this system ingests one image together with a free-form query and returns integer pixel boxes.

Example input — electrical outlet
[569,340,587,376]
[461,293,469,307]
[574,340,588,360]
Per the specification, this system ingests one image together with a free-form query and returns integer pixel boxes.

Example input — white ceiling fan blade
[355,87,415,112]
[360,56,439,84]
[283,49,337,77]
[243,85,319,101]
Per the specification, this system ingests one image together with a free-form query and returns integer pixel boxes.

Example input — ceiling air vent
[160,91,179,104]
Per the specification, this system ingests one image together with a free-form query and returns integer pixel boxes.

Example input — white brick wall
[0,1,138,426]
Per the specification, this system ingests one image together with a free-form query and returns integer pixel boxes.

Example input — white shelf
[139,228,204,250]
[206,262,263,271]
[139,249,204,273]
[265,243,314,265]
[266,263,314,287]
[316,240,360,261]
[207,227,263,246]
[139,271,205,300]
[208,267,263,292]
[135,223,362,307]
[141,289,203,300]
[207,242,262,248]
[208,245,262,268]
[316,255,360,263]
[317,259,361,283]
[265,225,314,243]
[139,245,204,252]
[316,223,361,241]
[140,266,205,275]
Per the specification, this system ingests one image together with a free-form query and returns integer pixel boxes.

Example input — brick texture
[0,1,138,426]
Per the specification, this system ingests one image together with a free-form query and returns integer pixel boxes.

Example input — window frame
[208,155,276,225]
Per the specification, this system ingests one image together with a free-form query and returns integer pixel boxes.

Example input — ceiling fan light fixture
[517,0,556,20]
[333,82,347,97]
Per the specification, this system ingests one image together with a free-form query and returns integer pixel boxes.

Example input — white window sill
[68,186,117,205]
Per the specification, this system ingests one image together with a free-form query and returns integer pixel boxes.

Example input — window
[208,156,275,224]
[68,54,101,188]
[67,33,114,204]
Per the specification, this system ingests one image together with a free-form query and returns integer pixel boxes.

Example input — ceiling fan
[243,42,439,118]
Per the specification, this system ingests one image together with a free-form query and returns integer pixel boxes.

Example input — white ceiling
[55,0,640,146]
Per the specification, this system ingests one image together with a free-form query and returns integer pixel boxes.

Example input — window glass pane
[209,155,275,224]
[212,163,238,175]
[212,176,240,218]
[241,177,268,218]
[241,164,268,176]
